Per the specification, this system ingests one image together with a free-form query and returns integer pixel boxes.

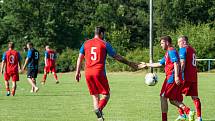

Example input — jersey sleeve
[106,42,116,57]
[168,50,179,63]
[159,57,165,65]
[45,51,48,58]
[18,52,22,61]
[79,44,85,55]
[179,47,186,60]
[27,50,32,59]
[2,52,6,61]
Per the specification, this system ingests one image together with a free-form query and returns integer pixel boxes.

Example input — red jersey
[2,50,21,74]
[160,47,182,83]
[179,45,197,82]
[45,50,56,67]
[80,37,116,73]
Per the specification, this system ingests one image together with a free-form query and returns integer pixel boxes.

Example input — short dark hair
[95,26,105,35]
[179,35,188,43]
[27,42,33,47]
[160,36,172,44]
[8,42,14,49]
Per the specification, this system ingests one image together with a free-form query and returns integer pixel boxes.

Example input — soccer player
[0,42,22,96]
[175,36,202,121]
[138,36,195,121]
[41,45,59,85]
[22,42,39,93]
[75,26,137,121]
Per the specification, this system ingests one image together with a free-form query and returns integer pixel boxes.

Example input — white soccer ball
[145,73,158,86]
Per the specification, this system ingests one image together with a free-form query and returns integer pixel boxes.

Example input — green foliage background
[0,0,215,72]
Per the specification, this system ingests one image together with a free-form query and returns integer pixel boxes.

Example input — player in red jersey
[138,36,194,121]
[175,36,202,121]
[75,26,137,121]
[42,45,59,85]
[0,42,22,96]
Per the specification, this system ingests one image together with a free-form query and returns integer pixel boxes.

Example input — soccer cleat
[6,91,10,96]
[34,87,39,93]
[188,110,196,121]
[195,117,202,121]
[41,82,45,85]
[56,81,59,84]
[175,114,187,121]
[94,109,104,121]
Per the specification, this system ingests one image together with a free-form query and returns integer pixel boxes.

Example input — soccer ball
[145,73,158,86]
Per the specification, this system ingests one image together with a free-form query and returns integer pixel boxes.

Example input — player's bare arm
[180,59,185,72]
[0,60,5,75]
[113,54,138,69]
[174,62,180,86]
[18,60,22,73]
[75,53,84,82]
[146,62,162,68]
[22,58,29,71]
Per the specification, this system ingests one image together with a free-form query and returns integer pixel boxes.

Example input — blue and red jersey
[179,45,197,82]
[80,37,116,74]
[2,50,22,74]
[45,50,56,66]
[159,47,181,83]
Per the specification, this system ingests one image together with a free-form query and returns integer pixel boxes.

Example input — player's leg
[191,96,202,121]
[92,94,104,121]
[160,96,168,121]
[98,94,110,111]
[4,80,10,96]
[42,67,48,85]
[32,78,39,92]
[53,72,59,84]
[52,67,59,84]
[4,73,10,96]
[11,74,19,96]
[11,81,17,96]
[169,100,195,121]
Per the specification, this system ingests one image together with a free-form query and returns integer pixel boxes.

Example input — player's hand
[138,62,147,69]
[75,72,81,82]
[175,76,181,86]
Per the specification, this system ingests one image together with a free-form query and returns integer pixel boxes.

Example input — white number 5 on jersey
[91,47,97,60]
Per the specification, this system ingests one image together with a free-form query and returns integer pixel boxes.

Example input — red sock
[178,108,184,116]
[193,98,201,117]
[11,88,15,96]
[43,74,47,82]
[183,106,190,115]
[162,113,167,121]
[98,99,108,111]
[6,87,10,91]
[54,73,58,80]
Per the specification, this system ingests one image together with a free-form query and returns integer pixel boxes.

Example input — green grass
[0,72,214,121]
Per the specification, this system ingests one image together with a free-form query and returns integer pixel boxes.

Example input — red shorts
[44,66,56,73]
[85,73,110,95]
[4,73,19,82]
[160,78,183,102]
[182,81,198,96]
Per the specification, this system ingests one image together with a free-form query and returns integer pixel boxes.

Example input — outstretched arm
[75,53,84,82]
[0,61,5,75]
[113,54,138,69]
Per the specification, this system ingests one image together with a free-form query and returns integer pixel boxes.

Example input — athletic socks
[162,112,167,121]
[98,99,108,111]
[193,98,201,117]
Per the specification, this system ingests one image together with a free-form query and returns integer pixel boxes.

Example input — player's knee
[192,96,200,101]
[102,94,110,100]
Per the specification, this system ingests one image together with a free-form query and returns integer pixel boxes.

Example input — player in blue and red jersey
[75,26,137,121]
[138,36,194,121]
[175,36,202,121]
[22,42,39,93]
[42,45,59,85]
[0,42,22,96]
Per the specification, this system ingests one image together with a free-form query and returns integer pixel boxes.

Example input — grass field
[0,72,214,121]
